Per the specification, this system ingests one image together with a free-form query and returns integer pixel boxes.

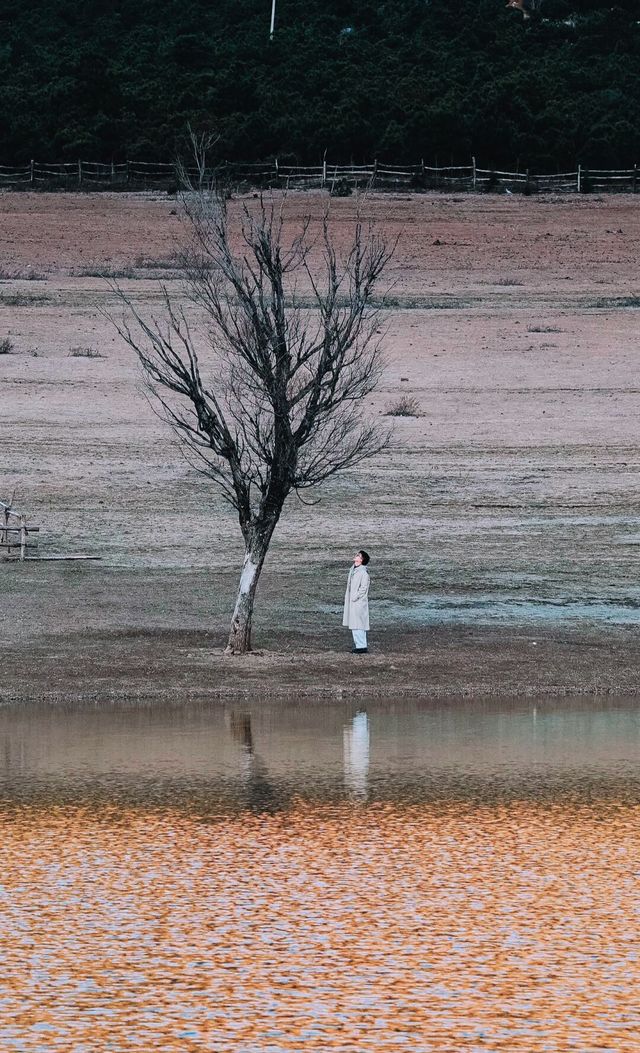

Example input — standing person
[343,550,371,653]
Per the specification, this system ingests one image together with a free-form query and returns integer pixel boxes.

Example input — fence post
[577,164,581,193]
[30,159,34,185]
[372,159,377,188]
[274,157,279,185]
[322,156,327,188]
[633,164,638,194]
[78,159,83,187]
[19,515,27,562]
[472,156,477,190]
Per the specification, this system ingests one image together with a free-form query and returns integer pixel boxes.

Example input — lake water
[1,698,639,1052]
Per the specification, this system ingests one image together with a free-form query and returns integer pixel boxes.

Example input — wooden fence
[0,159,638,193]
[0,498,39,561]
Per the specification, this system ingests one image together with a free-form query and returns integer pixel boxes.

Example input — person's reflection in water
[343,710,370,801]
[228,712,280,814]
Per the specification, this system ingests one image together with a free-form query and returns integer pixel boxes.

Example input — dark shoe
[351,647,368,654]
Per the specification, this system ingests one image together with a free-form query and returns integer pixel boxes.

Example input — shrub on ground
[384,396,423,417]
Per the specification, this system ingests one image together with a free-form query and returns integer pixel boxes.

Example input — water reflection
[0,697,638,811]
[1,698,639,1051]
[228,712,279,814]
[343,710,370,800]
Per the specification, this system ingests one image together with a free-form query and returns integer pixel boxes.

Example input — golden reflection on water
[1,799,639,1052]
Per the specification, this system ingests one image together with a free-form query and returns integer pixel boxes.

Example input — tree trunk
[225,544,267,654]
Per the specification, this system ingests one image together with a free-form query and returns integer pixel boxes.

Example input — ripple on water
[1,798,639,1051]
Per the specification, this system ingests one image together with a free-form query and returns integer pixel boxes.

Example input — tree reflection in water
[228,711,280,815]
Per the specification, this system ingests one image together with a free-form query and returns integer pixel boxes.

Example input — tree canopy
[1,0,638,168]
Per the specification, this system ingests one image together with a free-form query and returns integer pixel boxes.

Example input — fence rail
[0,159,638,193]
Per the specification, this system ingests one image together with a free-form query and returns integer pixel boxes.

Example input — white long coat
[343,565,370,631]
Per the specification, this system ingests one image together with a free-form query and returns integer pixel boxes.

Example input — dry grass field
[1,189,640,701]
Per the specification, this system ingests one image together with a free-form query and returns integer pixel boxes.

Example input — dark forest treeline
[1,0,639,168]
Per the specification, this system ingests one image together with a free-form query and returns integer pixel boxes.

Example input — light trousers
[352,629,368,649]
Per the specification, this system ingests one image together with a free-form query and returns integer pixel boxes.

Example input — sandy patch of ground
[1,190,639,701]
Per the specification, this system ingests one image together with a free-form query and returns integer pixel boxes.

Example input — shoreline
[5,623,639,706]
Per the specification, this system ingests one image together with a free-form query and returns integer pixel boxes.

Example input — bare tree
[113,190,392,654]
[180,125,220,189]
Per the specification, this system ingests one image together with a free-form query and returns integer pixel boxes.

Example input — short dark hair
[358,549,370,565]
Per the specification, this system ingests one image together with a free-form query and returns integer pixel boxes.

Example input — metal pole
[269,0,276,38]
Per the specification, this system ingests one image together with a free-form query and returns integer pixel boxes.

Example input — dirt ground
[1,189,640,702]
